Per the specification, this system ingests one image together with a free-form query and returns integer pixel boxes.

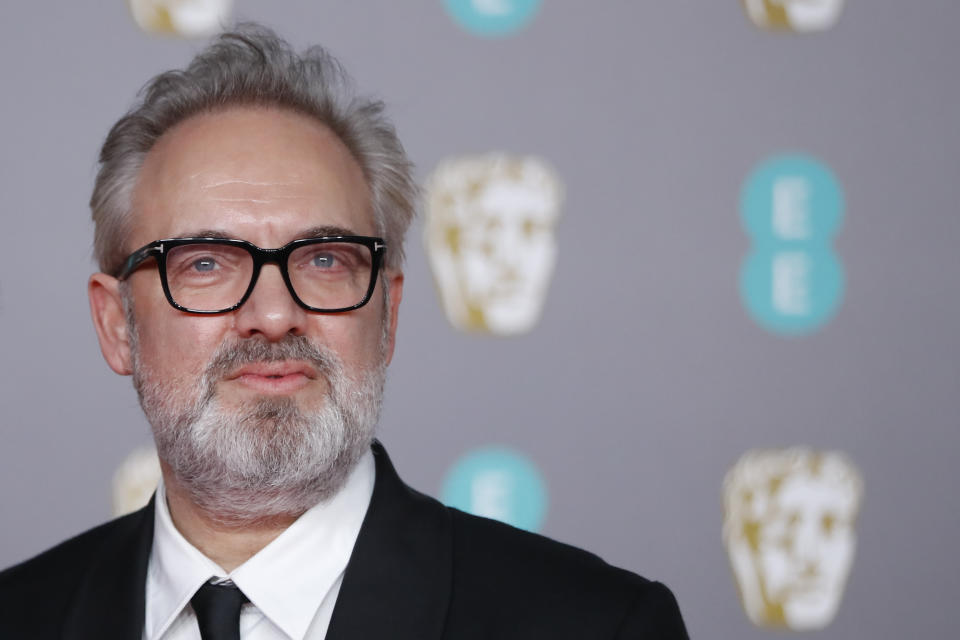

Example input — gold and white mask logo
[722,448,863,631]
[741,0,845,33]
[128,0,233,37]
[112,445,161,517]
[425,154,563,335]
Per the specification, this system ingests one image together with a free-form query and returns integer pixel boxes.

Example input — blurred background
[1,1,958,637]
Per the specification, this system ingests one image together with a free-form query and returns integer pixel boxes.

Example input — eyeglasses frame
[116,235,387,314]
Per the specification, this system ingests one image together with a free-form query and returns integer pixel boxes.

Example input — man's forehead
[129,107,374,245]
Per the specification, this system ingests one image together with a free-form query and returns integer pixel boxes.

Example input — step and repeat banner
[2,2,958,638]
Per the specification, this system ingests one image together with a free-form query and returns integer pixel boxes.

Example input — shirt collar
[145,450,376,640]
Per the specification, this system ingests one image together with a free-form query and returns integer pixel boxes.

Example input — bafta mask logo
[112,445,161,517]
[425,153,563,336]
[723,448,863,631]
[440,447,548,532]
[742,0,845,33]
[128,0,233,37]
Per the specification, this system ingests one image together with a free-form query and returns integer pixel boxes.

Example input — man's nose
[232,264,309,340]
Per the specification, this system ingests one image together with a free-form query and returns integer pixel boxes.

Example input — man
[0,25,688,639]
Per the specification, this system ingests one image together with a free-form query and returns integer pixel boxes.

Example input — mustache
[205,334,341,381]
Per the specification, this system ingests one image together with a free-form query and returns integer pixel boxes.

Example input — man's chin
[158,402,356,524]
[215,382,331,417]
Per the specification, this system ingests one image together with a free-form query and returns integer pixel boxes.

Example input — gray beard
[130,332,385,526]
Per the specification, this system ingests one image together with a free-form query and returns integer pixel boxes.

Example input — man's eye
[191,258,218,272]
[310,253,336,268]
[292,243,365,274]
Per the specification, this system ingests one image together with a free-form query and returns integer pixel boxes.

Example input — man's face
[90,106,402,521]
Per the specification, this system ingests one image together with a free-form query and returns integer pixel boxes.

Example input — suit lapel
[326,441,453,640]
[54,444,451,639]
[62,498,154,640]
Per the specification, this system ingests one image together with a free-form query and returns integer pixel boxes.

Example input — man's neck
[160,465,300,573]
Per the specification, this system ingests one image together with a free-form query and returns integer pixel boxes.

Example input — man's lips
[226,362,319,394]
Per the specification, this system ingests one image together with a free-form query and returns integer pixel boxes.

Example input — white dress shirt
[143,451,375,640]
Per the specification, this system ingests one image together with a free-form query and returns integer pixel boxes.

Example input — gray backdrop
[2,1,959,638]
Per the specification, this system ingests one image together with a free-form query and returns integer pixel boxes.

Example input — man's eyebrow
[294,225,360,239]
[169,226,362,242]
[173,229,233,240]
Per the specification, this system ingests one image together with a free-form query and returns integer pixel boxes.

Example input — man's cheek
[158,319,226,361]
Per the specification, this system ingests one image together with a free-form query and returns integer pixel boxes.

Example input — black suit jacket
[0,442,688,639]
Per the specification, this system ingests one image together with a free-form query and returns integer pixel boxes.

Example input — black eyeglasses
[116,236,386,314]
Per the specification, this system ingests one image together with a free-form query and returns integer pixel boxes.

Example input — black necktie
[191,581,250,640]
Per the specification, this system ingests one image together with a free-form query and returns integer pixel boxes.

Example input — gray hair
[91,23,417,275]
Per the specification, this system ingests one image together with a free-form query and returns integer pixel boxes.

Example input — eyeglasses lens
[287,242,374,310]
[164,242,374,312]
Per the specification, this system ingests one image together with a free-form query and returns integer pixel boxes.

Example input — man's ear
[88,273,133,375]
[383,269,404,366]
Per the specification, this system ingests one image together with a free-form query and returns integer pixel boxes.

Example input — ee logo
[443,0,543,37]
[441,447,548,532]
[740,154,845,336]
